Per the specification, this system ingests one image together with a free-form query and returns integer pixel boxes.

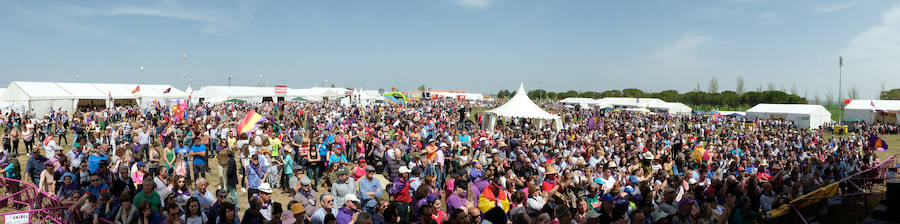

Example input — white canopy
[484,83,561,130]
[486,83,559,120]
[746,104,832,129]
[844,99,900,123]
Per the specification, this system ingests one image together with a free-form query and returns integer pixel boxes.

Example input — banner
[275,85,287,94]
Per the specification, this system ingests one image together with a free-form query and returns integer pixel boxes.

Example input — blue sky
[1,0,898,100]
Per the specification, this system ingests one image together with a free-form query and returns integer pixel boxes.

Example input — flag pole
[839,56,843,125]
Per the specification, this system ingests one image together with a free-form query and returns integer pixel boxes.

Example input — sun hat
[399,166,411,174]
[291,203,306,215]
[344,194,360,203]
[259,183,273,194]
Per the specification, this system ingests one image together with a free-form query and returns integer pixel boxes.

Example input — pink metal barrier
[0,176,85,223]
[766,154,898,224]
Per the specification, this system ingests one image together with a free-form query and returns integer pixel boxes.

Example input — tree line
[496,77,811,107]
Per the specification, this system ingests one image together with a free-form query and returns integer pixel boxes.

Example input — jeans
[192,163,206,181]
[306,165,321,187]
[209,139,219,157]
[392,201,410,224]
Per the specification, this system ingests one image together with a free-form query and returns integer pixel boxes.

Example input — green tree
[622,88,644,97]
[601,90,622,97]
[417,84,426,91]
[882,89,900,100]
[657,90,680,102]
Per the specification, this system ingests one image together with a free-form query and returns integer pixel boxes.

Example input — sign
[5,213,28,224]
[457,95,466,101]
[274,85,287,94]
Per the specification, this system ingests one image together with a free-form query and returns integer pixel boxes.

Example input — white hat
[399,166,411,174]
[259,183,273,194]
[344,194,360,203]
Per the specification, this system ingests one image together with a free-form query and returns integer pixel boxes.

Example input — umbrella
[291,97,308,102]
[223,99,246,103]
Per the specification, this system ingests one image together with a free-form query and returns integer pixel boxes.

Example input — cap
[607,161,618,168]
[259,183,273,194]
[291,203,306,215]
[365,165,375,172]
[344,194,360,203]
[300,177,312,186]
[601,193,615,202]
[399,166,411,174]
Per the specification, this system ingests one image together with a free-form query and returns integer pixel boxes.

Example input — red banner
[275,85,287,94]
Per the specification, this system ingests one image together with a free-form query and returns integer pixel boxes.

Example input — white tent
[663,102,693,114]
[484,83,561,130]
[286,87,347,101]
[1,81,75,116]
[136,85,190,109]
[0,82,191,116]
[594,97,692,114]
[746,104,832,129]
[844,100,900,124]
[194,86,278,103]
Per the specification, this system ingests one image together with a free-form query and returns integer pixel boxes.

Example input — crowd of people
[0,97,891,224]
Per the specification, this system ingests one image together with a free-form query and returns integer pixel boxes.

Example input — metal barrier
[0,176,85,223]
[766,154,897,224]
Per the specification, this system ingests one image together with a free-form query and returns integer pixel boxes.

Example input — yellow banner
[769,182,839,218]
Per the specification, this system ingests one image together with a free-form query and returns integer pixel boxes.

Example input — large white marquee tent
[193,86,279,103]
[746,104,832,129]
[484,83,562,130]
[559,97,692,114]
[0,81,187,116]
[844,100,900,124]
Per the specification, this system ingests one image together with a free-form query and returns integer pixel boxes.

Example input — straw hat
[545,166,559,175]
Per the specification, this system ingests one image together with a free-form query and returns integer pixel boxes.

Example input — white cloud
[841,4,900,96]
[812,2,861,14]
[56,1,232,32]
[756,11,778,26]
[455,0,494,9]
[653,33,714,70]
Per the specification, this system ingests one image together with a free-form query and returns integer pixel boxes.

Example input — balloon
[844,99,851,104]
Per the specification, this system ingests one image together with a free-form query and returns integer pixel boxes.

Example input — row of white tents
[0,82,361,116]
[559,97,693,114]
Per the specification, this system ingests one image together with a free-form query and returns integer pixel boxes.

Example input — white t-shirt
[181,213,208,224]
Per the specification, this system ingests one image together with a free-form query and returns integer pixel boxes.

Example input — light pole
[227,74,232,86]
[75,74,80,82]
[140,65,144,84]
[258,74,264,87]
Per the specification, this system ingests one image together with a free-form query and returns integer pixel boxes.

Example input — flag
[477,184,510,213]
[871,101,876,107]
[132,85,141,94]
[163,87,171,94]
[238,110,268,134]
[869,134,889,151]
[839,56,843,67]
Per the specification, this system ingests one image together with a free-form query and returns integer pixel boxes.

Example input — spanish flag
[238,110,268,134]
[477,184,510,213]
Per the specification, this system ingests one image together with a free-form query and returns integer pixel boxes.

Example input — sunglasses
[91,179,100,182]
